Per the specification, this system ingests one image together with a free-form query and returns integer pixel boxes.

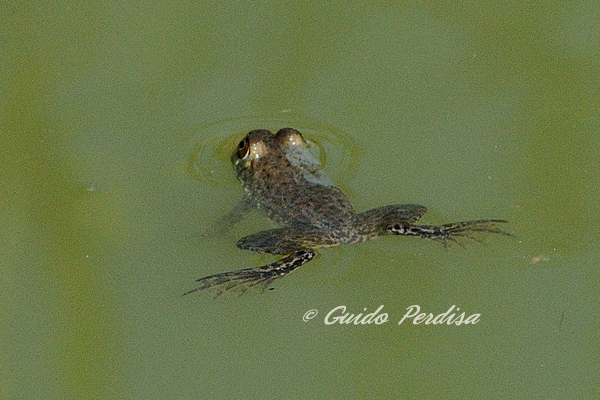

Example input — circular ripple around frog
[188,113,360,189]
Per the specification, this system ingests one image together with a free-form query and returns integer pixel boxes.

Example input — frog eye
[237,138,250,159]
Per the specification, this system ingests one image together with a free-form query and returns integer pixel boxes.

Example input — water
[2,2,599,399]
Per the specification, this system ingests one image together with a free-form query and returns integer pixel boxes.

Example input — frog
[184,128,510,296]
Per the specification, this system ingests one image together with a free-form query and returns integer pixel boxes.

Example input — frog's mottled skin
[184,128,509,296]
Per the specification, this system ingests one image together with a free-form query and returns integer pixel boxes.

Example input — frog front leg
[204,196,254,236]
[183,228,320,297]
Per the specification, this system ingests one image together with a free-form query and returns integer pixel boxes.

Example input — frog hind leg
[182,249,315,297]
[184,228,322,297]
[389,219,512,247]
[236,226,339,254]
[354,204,427,238]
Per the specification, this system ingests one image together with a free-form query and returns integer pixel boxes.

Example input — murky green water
[2,2,599,399]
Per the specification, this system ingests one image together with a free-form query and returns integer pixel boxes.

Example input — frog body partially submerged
[184,128,509,296]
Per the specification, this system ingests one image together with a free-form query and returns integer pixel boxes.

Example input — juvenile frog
[184,128,509,296]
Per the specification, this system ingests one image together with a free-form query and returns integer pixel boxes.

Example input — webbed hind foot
[389,219,511,247]
[183,249,315,297]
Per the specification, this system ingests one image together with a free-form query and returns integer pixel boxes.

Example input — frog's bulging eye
[237,138,250,159]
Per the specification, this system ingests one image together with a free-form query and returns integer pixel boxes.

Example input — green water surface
[2,2,599,399]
